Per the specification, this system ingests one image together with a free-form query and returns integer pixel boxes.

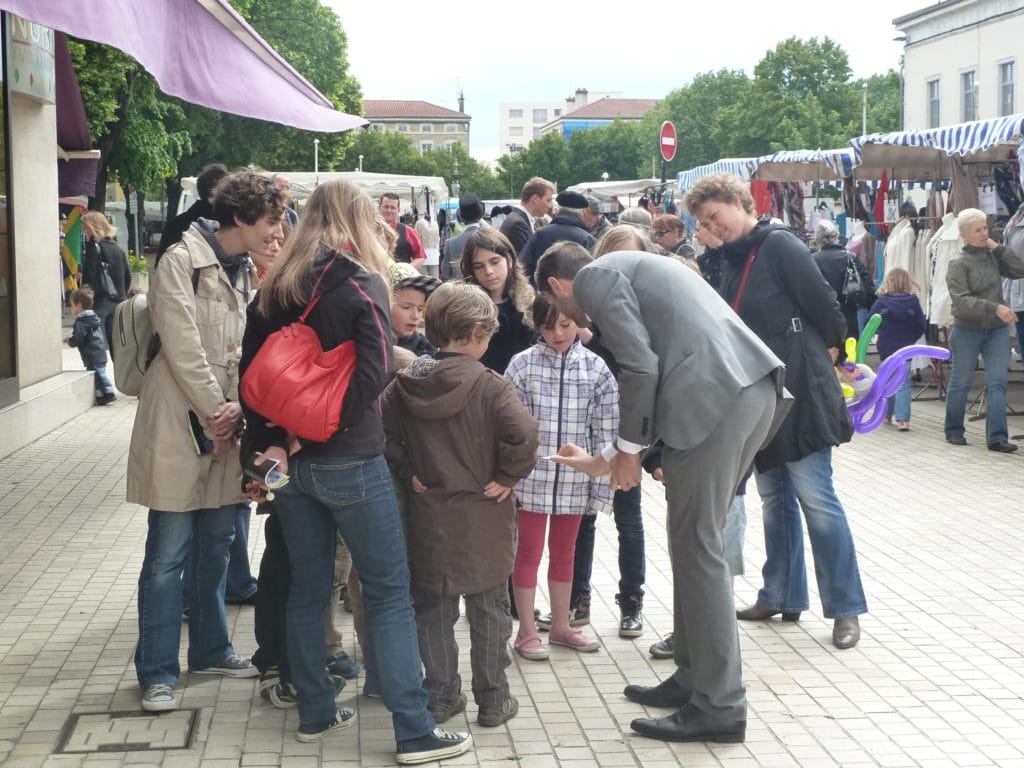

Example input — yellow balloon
[845,337,857,361]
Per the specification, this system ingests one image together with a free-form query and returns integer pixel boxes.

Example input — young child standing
[66,288,116,405]
[870,267,927,430]
[381,282,539,728]
[505,294,619,660]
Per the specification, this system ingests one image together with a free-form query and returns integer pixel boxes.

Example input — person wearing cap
[581,195,612,241]
[518,191,597,284]
[651,215,696,260]
[390,263,442,357]
[501,178,556,257]
[811,219,875,340]
[441,194,487,282]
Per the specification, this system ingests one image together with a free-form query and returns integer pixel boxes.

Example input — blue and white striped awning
[752,148,858,181]
[677,158,758,192]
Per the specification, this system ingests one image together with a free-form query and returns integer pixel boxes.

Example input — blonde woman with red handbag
[239,179,472,763]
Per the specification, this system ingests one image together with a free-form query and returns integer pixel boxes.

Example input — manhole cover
[55,709,198,753]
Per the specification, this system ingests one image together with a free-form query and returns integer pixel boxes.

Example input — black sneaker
[537,594,590,631]
[617,595,644,638]
[96,392,116,406]
[427,691,467,724]
[396,728,472,765]
[270,674,346,710]
[258,666,280,702]
[295,707,355,742]
[649,633,674,659]
[326,650,361,680]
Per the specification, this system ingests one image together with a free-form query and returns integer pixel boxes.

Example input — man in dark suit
[157,164,228,263]
[440,193,486,281]
[538,243,785,745]
[518,190,597,283]
[500,176,554,257]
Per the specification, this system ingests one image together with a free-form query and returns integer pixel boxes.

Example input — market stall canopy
[677,158,758,192]
[181,171,449,212]
[752,148,857,182]
[566,179,668,199]
[0,0,367,133]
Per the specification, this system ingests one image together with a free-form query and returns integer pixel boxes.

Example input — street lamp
[452,159,461,199]
[862,82,868,135]
[313,138,320,186]
[358,154,364,173]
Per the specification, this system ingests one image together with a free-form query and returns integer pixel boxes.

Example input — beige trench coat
[126,227,258,512]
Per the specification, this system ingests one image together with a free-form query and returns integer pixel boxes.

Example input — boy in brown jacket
[381,282,539,729]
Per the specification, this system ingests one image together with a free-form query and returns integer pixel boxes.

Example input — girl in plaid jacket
[505,294,619,661]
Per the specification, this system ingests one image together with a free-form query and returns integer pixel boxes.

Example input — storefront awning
[0,0,367,133]
[677,158,758,192]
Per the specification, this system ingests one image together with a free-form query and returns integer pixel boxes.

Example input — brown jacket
[381,354,539,596]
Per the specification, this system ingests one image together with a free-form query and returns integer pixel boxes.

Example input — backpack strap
[144,267,203,370]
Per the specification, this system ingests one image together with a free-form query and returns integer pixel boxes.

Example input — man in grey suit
[539,243,785,744]
[440,193,486,281]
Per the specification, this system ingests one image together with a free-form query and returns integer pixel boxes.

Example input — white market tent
[566,178,669,202]
[179,170,449,215]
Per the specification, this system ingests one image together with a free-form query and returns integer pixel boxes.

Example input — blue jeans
[944,324,1011,444]
[225,503,258,601]
[93,363,114,398]
[273,454,432,740]
[753,449,867,619]
[885,360,912,422]
[135,506,237,687]
[571,485,645,602]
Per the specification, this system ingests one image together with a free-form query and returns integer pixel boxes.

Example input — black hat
[556,190,589,209]
[458,193,485,222]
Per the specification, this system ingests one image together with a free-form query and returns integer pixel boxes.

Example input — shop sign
[5,14,55,104]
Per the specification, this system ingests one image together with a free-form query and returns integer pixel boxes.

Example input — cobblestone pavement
[1,377,1023,768]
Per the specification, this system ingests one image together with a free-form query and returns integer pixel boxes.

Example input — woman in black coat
[81,211,132,350]
[684,173,866,651]
[811,219,875,340]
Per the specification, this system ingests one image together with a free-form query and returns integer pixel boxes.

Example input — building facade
[499,89,622,153]
[363,99,471,155]
[896,0,1024,130]
[539,94,659,140]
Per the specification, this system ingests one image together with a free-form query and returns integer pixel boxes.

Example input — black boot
[617,594,644,638]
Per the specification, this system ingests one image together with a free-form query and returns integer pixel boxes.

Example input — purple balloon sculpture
[847,345,950,434]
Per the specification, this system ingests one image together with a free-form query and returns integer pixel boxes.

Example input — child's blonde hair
[424,282,499,348]
[877,267,918,295]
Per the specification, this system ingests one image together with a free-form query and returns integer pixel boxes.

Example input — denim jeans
[944,324,1011,444]
[885,360,912,422]
[92,363,114,398]
[225,503,258,601]
[753,449,867,619]
[571,485,645,602]
[1015,312,1024,363]
[135,506,236,687]
[273,454,432,740]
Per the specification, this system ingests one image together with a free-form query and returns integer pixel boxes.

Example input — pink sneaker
[514,633,549,661]
[897,420,909,431]
[548,628,600,653]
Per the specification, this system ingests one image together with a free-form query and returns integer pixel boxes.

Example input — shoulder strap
[731,246,758,313]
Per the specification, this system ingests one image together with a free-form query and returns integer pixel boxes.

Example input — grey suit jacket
[440,223,481,281]
[573,251,785,451]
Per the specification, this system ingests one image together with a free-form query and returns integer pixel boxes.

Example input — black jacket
[812,243,875,339]
[240,247,394,462]
[499,207,532,258]
[69,310,108,369]
[720,219,853,471]
[480,301,535,374]
[518,214,597,283]
[397,331,436,357]
[697,247,725,290]
[158,199,216,260]
[82,239,131,304]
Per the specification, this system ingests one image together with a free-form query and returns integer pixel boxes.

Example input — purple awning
[0,0,366,133]
[55,32,97,198]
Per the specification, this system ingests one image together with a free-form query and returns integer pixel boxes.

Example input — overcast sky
[323,1,928,165]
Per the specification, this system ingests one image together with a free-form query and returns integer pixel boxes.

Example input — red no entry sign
[659,121,677,162]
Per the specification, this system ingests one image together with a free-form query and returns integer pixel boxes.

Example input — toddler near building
[505,294,619,661]
[66,288,116,405]
[381,282,538,727]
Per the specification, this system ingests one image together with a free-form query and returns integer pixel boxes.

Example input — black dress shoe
[735,603,801,622]
[623,676,692,708]
[946,435,967,446]
[631,703,745,743]
[832,616,861,649]
[987,441,1018,453]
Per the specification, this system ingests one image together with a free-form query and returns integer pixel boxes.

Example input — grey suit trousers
[661,375,776,720]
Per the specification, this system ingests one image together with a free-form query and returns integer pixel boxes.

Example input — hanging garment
[928,213,962,328]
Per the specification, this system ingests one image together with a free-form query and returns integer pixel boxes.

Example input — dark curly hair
[211,172,286,228]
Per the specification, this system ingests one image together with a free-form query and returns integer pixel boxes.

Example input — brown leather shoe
[735,603,801,622]
[832,616,861,649]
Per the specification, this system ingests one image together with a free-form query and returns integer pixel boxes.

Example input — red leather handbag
[242,252,356,442]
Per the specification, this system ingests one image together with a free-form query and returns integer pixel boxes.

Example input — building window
[420,124,433,132]
[420,141,434,154]
[533,108,547,123]
[444,141,457,150]
[1000,61,1016,117]
[554,109,562,117]
[509,108,523,119]
[533,127,542,138]
[370,123,384,131]
[444,124,457,132]
[397,124,409,132]
[961,71,977,122]
[927,79,940,128]
[509,126,523,137]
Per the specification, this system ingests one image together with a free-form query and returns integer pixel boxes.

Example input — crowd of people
[70,164,1022,760]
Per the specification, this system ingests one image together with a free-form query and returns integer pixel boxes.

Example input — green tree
[495,132,569,198]
[564,120,646,185]
[856,69,903,134]
[338,129,425,175]
[640,70,752,173]
[414,143,504,200]
[714,37,860,156]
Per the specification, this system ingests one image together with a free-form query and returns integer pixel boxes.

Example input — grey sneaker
[478,695,519,727]
[295,707,356,742]
[141,684,176,712]
[649,633,674,659]
[191,654,258,678]
[428,691,467,724]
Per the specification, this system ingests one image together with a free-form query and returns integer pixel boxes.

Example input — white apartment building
[896,0,1024,130]
[499,89,619,154]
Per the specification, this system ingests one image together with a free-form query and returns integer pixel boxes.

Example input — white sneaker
[897,420,909,431]
[142,684,176,712]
